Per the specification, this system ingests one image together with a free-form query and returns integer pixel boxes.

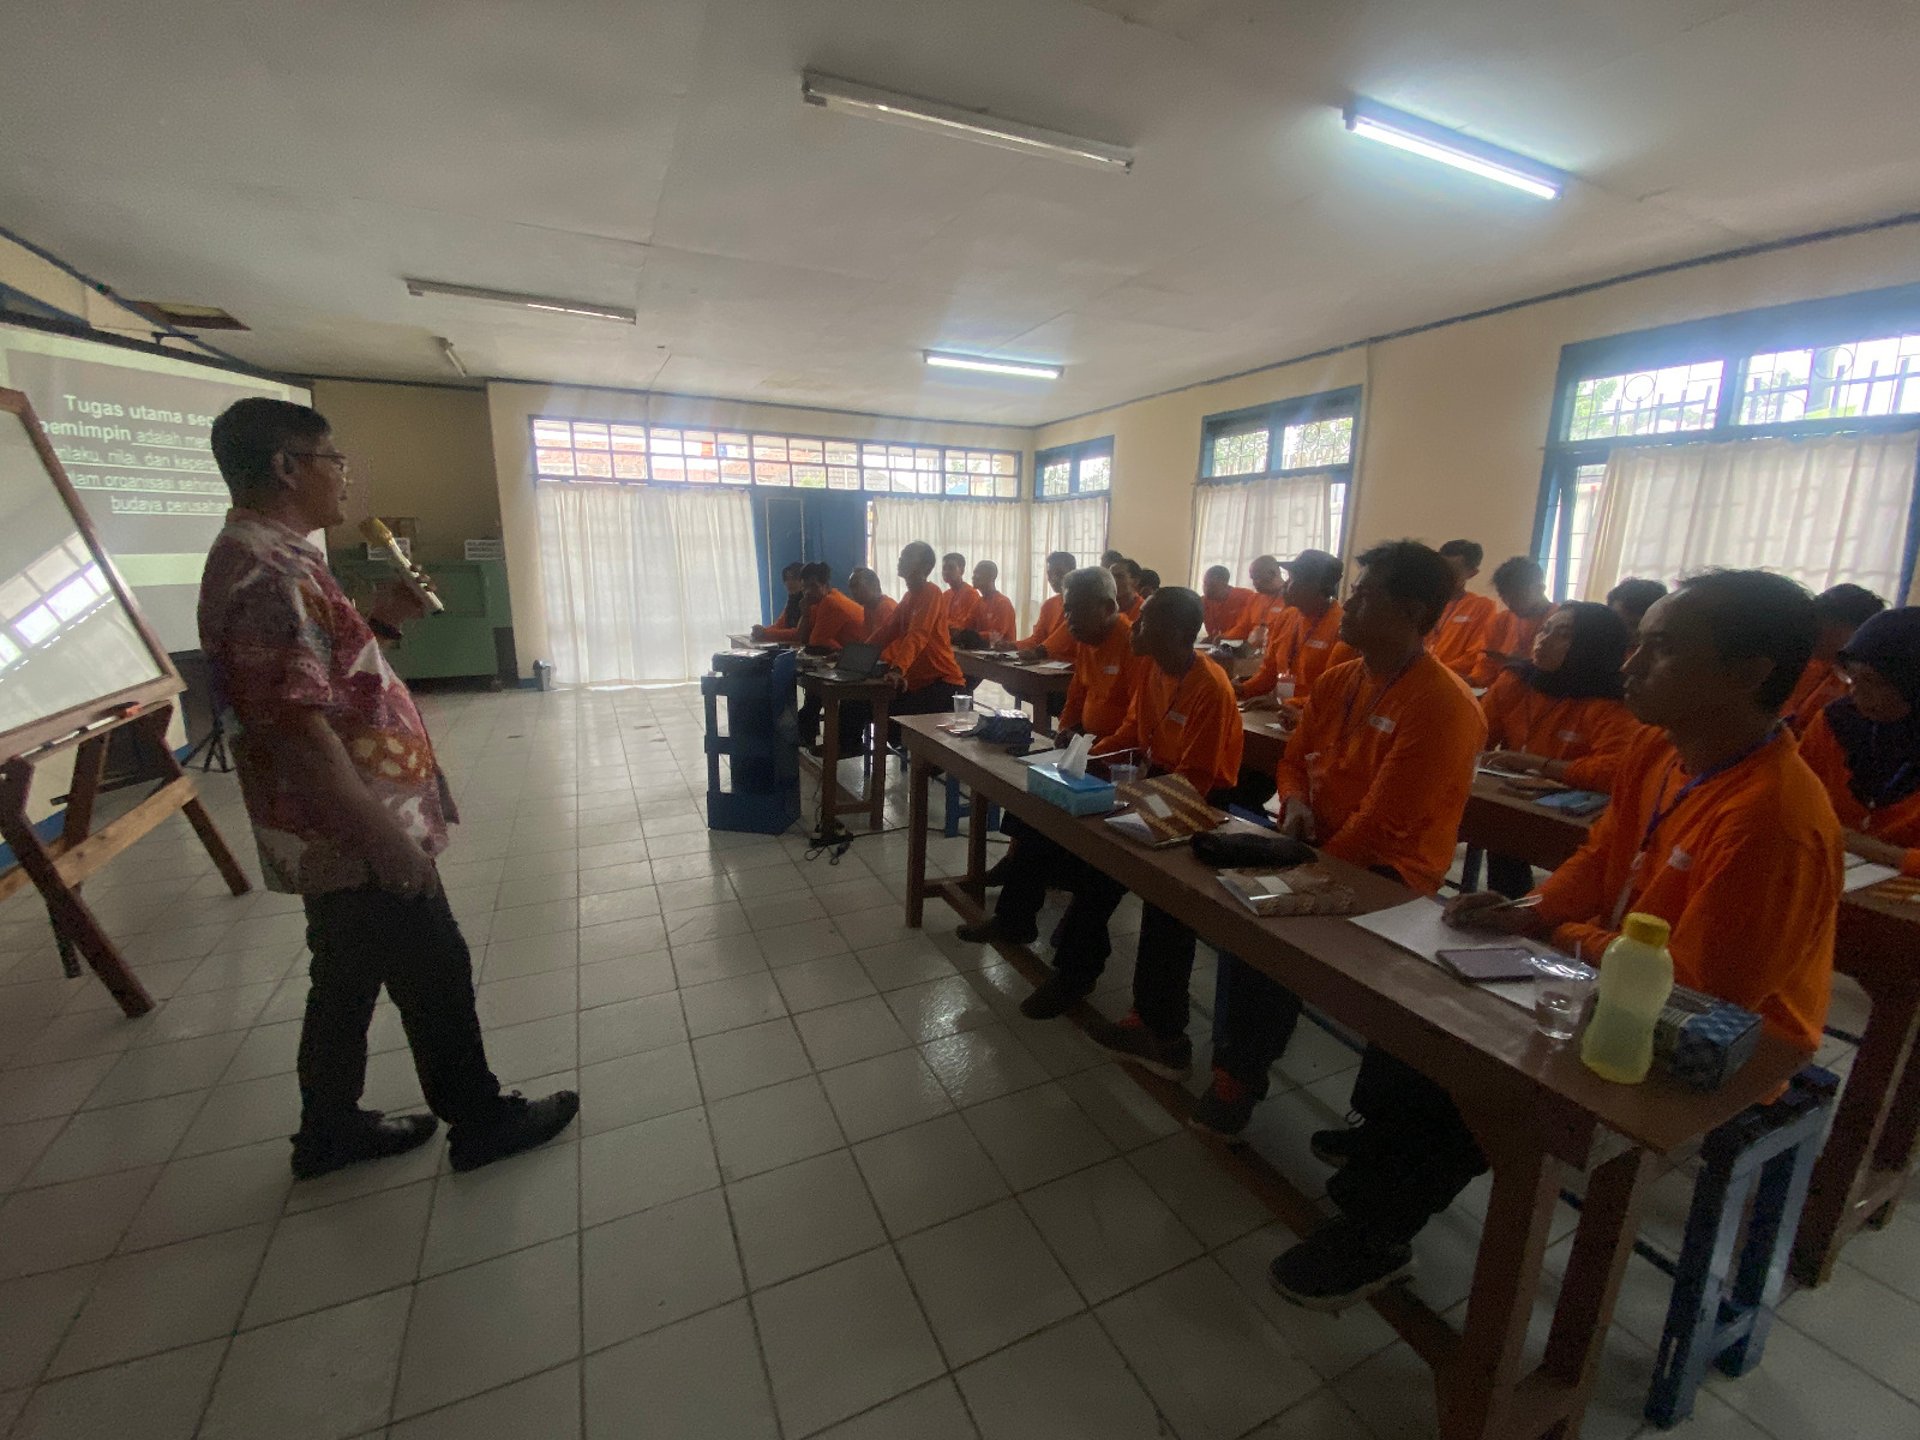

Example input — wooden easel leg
[146,707,251,896]
[0,760,153,1017]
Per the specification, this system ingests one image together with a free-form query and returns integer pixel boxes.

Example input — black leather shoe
[448,1090,581,1173]
[290,1110,439,1180]
[1018,970,1094,1019]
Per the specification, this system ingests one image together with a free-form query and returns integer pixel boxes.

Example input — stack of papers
[1843,854,1900,893]
[1351,898,1576,1013]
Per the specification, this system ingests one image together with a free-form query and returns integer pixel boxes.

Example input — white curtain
[1582,431,1920,602]
[1029,497,1109,628]
[536,482,760,684]
[870,498,1030,619]
[1188,474,1333,588]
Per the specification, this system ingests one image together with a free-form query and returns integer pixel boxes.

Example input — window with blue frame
[1536,284,1920,601]
[1196,388,1360,563]
[1034,436,1113,498]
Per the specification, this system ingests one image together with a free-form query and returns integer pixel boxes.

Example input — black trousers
[839,679,962,752]
[1325,1047,1489,1243]
[299,882,501,1132]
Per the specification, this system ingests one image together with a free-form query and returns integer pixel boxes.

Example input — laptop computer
[813,641,885,684]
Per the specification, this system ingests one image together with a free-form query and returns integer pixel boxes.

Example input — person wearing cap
[1266,569,1840,1312]
[1798,606,1920,875]
[1428,539,1496,680]
[1784,583,1887,732]
[1236,549,1346,705]
[1201,564,1259,641]
[1468,555,1556,687]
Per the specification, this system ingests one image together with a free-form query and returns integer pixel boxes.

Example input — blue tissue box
[1026,764,1115,816]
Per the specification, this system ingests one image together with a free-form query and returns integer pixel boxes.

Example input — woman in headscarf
[1797,606,1920,874]
[1477,601,1647,895]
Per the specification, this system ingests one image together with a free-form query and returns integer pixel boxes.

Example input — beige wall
[1036,222,1920,594]
[487,381,1032,680]
[309,380,498,564]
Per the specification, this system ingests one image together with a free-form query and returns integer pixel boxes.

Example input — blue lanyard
[1638,724,1783,855]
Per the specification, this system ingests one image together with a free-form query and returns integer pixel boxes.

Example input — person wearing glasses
[199,398,578,1180]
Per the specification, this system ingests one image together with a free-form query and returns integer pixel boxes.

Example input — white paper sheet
[1350,897,1576,1012]
[1843,856,1899,892]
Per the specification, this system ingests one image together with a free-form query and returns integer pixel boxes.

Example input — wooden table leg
[1869,1019,1920,1223]
[1792,977,1920,1283]
[965,786,989,898]
[1539,1146,1654,1432]
[869,694,890,830]
[906,752,929,928]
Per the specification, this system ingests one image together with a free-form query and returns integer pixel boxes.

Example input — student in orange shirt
[1477,602,1643,891]
[1201,565,1259,641]
[751,561,809,641]
[1469,555,1556,687]
[1784,583,1885,732]
[1110,557,1146,620]
[939,551,980,634]
[1236,550,1345,704]
[963,589,1242,1023]
[1428,539,1496,680]
[955,560,1017,647]
[1269,570,1837,1311]
[1607,576,1667,636]
[1798,607,1920,875]
[1022,551,1076,649]
[977,566,1144,890]
[849,542,966,748]
[1238,554,1290,645]
[846,567,895,640]
[1101,542,1485,1096]
[789,563,865,652]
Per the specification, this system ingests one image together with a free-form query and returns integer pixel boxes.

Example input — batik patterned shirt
[197,509,454,893]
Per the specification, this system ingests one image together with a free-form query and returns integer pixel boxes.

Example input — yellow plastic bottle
[1580,912,1674,1084]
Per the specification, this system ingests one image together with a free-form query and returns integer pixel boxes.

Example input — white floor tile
[1126,1131,1271,1248]
[199,1287,411,1440]
[760,917,863,966]
[243,1178,433,1327]
[81,1031,246,1109]
[420,1136,579,1275]
[50,1221,269,1375]
[921,1024,1049,1107]
[173,1073,303,1159]
[707,1076,845,1182]
[0,1054,121,1126]
[962,1082,1115,1191]
[794,995,915,1070]
[853,1112,1011,1239]
[25,1090,202,1186]
[670,934,770,988]
[681,972,788,1039]
[1054,1064,1183,1151]
[578,1042,701,1135]
[884,973,999,1043]
[0,1265,100,1392]
[0,1167,160,1280]
[772,953,876,1014]
[580,1107,718,1227]
[582,1187,744,1351]
[956,1314,1165,1440]
[389,1363,581,1440]
[1779,1265,1920,1402]
[898,1198,1084,1366]
[1020,1157,1204,1303]
[819,1046,955,1143]
[577,991,686,1066]
[1245,1390,1379,1440]
[7,1338,225,1440]
[811,1378,979,1440]
[393,1235,581,1418]
[585,1300,778,1440]
[752,1247,946,1437]
[1213,1222,1401,1384]
[577,917,669,965]
[577,950,676,1009]
[692,1017,812,1100]
[726,1149,885,1288]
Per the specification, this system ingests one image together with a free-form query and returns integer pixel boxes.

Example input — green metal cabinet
[330,556,515,683]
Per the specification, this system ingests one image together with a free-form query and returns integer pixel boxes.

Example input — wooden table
[896,716,1804,1440]
[794,671,892,835]
[957,652,1071,734]
[1457,776,1920,1286]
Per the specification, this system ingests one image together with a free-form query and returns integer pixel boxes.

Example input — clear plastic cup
[952,695,974,717]
[1531,956,1594,1042]
[1108,762,1143,788]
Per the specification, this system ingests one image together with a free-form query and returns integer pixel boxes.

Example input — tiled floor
[0,683,1916,1439]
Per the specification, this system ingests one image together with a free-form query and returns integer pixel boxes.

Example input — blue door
[753,493,871,623]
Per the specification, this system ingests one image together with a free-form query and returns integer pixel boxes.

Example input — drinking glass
[1531,954,1593,1042]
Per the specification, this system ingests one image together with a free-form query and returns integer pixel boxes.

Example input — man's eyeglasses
[284,451,351,471]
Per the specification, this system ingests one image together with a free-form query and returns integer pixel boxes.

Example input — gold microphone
[358,517,445,613]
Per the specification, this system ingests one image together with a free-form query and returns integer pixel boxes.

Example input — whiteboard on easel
[0,387,179,760]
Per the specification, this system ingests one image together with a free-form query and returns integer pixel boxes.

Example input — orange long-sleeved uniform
[1797,709,1920,876]
[870,580,965,689]
[1429,591,1498,681]
[1469,605,1555,688]
[1478,671,1648,793]
[943,582,981,631]
[1238,603,1345,701]
[1205,586,1259,640]
[1784,661,1847,734]
[968,591,1016,641]
[859,594,896,642]
[1058,613,1145,740]
[1022,593,1064,649]
[1102,653,1243,797]
[800,589,866,652]
[1240,592,1289,642]
[1532,726,1839,1052]
[1273,652,1486,893]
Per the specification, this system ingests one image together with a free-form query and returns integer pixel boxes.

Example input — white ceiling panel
[1,0,1915,424]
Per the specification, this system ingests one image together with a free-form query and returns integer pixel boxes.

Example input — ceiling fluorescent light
[924,351,1062,380]
[1343,99,1564,200]
[403,278,636,324]
[802,72,1131,174]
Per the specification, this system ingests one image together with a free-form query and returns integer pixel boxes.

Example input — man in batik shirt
[200,398,576,1179]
